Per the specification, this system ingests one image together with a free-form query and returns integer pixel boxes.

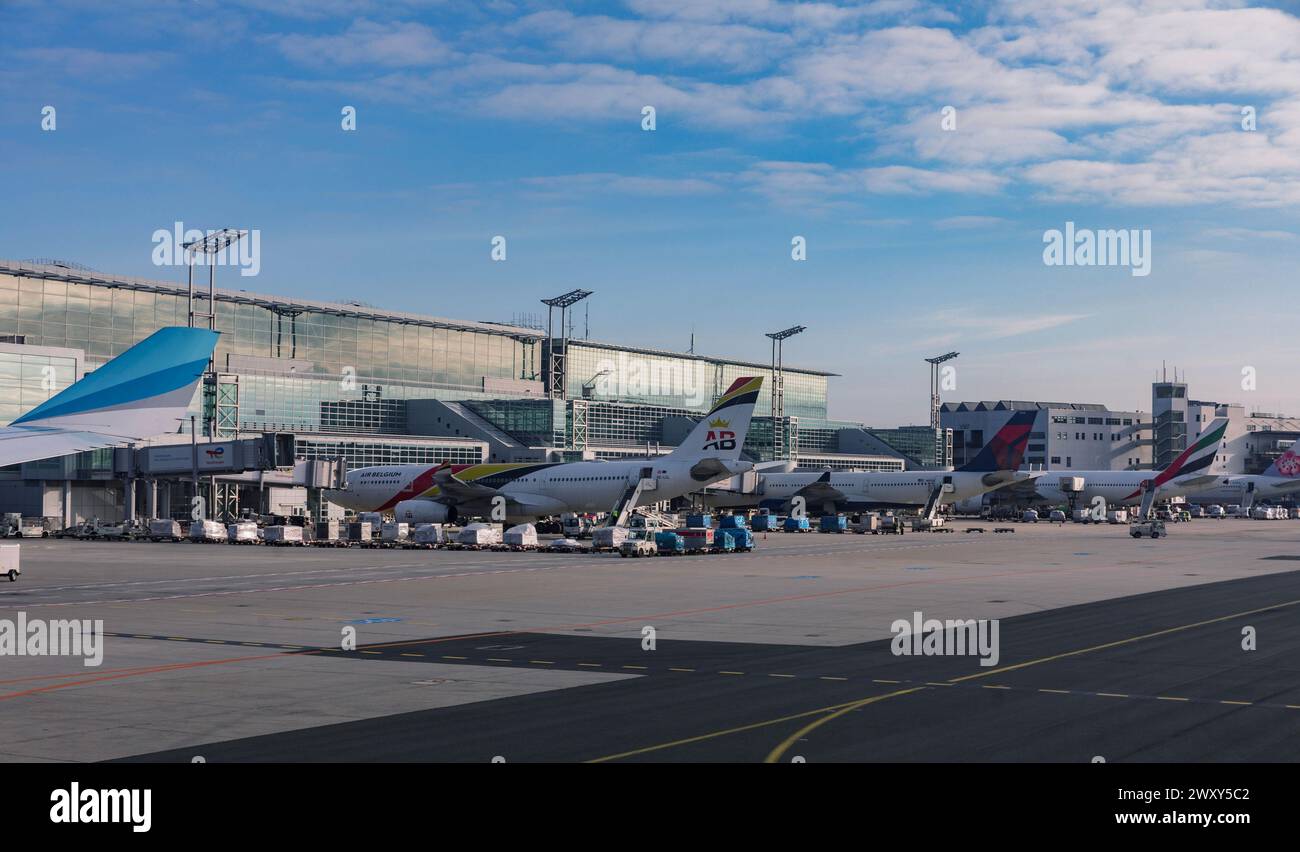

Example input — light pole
[925,351,959,468]
[541,289,593,400]
[766,324,806,460]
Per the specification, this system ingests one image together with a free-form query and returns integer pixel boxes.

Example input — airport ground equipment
[1,544,19,581]
[1107,510,1129,524]
[850,514,880,534]
[457,523,501,548]
[993,527,1015,533]
[877,514,905,535]
[819,514,848,533]
[1130,520,1166,539]
[619,532,657,558]
[911,516,949,532]
[1022,510,1039,523]
[713,531,737,553]
[504,523,539,550]
[686,513,713,529]
[547,537,582,553]
[592,526,630,552]
[148,519,184,542]
[411,523,446,548]
[752,513,780,531]
[679,527,715,552]
[783,516,811,532]
[346,521,373,545]
[655,531,685,555]
[190,520,228,543]
[719,527,754,551]
[719,514,747,530]
[265,525,304,546]
[964,527,985,534]
[228,522,259,544]
[314,520,347,547]
[380,522,410,546]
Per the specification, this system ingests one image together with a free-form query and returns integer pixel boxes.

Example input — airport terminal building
[0,259,914,524]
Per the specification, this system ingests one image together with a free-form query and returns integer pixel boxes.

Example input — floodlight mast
[541,289,593,400]
[766,324,806,460]
[925,351,959,468]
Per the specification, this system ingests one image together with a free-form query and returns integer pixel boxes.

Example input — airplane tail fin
[1261,444,1300,479]
[1151,418,1228,486]
[956,410,1036,473]
[12,327,219,439]
[667,376,763,462]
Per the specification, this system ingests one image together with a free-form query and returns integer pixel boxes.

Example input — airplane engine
[394,499,457,524]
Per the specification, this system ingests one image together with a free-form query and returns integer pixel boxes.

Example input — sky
[2,0,1299,426]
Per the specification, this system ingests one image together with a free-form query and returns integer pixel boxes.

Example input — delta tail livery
[327,376,764,523]
[705,410,1038,514]
[0,327,219,468]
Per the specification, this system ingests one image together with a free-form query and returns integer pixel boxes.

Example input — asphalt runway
[4,522,1299,762]
[124,567,1300,762]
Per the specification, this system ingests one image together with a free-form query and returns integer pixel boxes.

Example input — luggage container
[148,519,183,542]
[782,516,811,532]
[227,521,259,544]
[1,543,19,582]
[380,522,410,545]
[411,523,445,547]
[504,523,539,550]
[685,513,713,529]
[1107,509,1129,524]
[849,514,879,534]
[457,522,502,548]
[818,514,848,533]
[718,514,747,529]
[189,520,228,543]
[314,520,346,547]
[679,527,715,552]
[713,530,736,553]
[655,531,685,555]
[751,513,781,531]
[591,526,629,552]
[347,521,374,545]
[724,526,754,551]
[265,525,304,546]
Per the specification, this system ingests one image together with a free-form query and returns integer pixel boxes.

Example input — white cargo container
[412,523,445,546]
[380,521,410,544]
[265,525,304,546]
[591,526,628,551]
[504,523,539,549]
[457,522,502,547]
[190,520,228,543]
[228,521,259,544]
[1,543,19,582]
[148,519,183,541]
[1107,509,1129,524]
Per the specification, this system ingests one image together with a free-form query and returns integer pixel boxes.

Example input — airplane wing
[430,465,499,504]
[793,470,846,505]
[0,327,219,468]
[983,471,1046,499]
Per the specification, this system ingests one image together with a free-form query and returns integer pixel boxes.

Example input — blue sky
[3,0,1299,424]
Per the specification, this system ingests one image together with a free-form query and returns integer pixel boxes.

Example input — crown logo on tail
[708,417,730,428]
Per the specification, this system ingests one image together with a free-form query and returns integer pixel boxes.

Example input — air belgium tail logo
[703,417,735,451]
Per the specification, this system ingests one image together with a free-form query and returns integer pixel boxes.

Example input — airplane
[0,327,219,468]
[326,376,765,524]
[702,409,1039,515]
[1030,418,1229,510]
[1178,444,1300,508]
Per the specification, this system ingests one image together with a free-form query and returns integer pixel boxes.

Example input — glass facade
[0,269,542,439]
[560,341,830,420]
[0,348,79,427]
[298,438,485,471]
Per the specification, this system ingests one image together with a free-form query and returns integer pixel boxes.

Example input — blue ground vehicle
[655,531,685,555]
[783,516,811,532]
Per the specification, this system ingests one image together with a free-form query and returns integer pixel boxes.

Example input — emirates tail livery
[1033,418,1229,506]
[326,376,764,524]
